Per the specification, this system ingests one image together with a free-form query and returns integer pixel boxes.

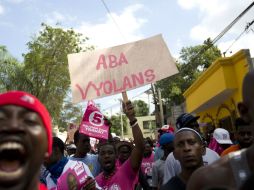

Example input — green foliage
[156,39,222,106]
[56,96,84,132]
[109,114,128,136]
[133,100,149,116]
[0,24,93,129]
[0,46,32,92]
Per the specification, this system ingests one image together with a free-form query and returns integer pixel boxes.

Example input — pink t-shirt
[141,153,154,175]
[115,159,121,168]
[96,158,138,190]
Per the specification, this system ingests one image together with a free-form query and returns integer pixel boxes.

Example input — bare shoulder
[187,156,235,190]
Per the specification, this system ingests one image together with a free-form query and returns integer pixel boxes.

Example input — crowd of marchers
[0,71,254,190]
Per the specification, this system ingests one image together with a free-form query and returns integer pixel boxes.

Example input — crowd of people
[0,70,253,190]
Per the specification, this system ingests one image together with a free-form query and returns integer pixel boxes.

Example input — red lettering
[76,81,103,100]
[96,55,107,70]
[103,81,113,94]
[109,55,118,68]
[131,72,144,87]
[118,52,128,66]
[122,76,132,90]
[112,79,124,93]
[144,69,155,82]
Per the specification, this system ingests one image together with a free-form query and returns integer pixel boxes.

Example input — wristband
[130,121,138,128]
[129,118,137,126]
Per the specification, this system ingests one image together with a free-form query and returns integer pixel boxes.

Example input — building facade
[184,49,253,135]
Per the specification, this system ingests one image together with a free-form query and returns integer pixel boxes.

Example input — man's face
[118,145,131,163]
[144,143,152,157]
[76,134,91,156]
[237,125,253,148]
[173,131,205,170]
[98,144,116,172]
[0,105,48,188]
[44,146,61,168]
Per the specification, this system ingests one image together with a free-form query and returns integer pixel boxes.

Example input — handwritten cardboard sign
[80,101,109,139]
[68,34,178,103]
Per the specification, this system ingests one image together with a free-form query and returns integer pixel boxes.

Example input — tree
[109,114,128,136]
[56,96,84,132]
[133,100,149,116]
[0,46,32,92]
[0,24,93,127]
[156,39,221,107]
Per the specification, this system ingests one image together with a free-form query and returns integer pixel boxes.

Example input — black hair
[74,130,90,145]
[144,137,153,147]
[235,118,250,131]
[98,141,116,154]
[53,137,65,154]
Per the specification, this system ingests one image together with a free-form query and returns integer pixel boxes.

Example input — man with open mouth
[95,100,144,190]
[0,91,52,190]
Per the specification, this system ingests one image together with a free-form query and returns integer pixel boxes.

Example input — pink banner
[80,101,109,139]
[57,162,88,190]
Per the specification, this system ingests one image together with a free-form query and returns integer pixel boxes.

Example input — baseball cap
[176,113,200,129]
[159,133,174,146]
[213,128,233,144]
[158,125,175,133]
[0,91,52,154]
[67,144,76,150]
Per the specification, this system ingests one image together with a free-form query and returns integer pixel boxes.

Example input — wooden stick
[122,91,128,103]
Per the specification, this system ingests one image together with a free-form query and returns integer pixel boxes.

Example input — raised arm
[123,100,144,172]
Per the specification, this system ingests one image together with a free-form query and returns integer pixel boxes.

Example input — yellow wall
[184,49,252,132]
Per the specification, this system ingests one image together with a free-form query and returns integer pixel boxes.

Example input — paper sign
[80,101,109,139]
[68,34,178,103]
[57,162,88,190]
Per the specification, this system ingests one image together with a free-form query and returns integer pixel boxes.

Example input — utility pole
[158,89,164,126]
[119,99,124,139]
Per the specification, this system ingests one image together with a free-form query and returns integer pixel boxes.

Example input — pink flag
[80,101,109,139]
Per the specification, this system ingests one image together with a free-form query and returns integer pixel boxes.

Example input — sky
[0,0,254,115]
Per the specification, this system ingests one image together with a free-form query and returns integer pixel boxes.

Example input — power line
[223,19,254,55]
[100,0,127,42]
[186,1,254,64]
[211,1,254,45]
[102,88,150,111]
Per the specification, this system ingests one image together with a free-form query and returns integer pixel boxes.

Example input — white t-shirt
[46,160,99,190]
[163,147,220,184]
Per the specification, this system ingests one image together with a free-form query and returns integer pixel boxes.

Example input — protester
[44,137,98,190]
[163,113,220,184]
[154,125,174,161]
[0,91,52,190]
[152,133,174,190]
[115,141,133,167]
[187,71,254,190]
[208,128,233,155]
[221,118,253,156]
[141,138,154,189]
[160,128,205,190]
[69,130,101,177]
[95,100,144,190]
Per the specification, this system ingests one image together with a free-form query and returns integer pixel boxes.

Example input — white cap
[67,144,76,150]
[213,128,233,144]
